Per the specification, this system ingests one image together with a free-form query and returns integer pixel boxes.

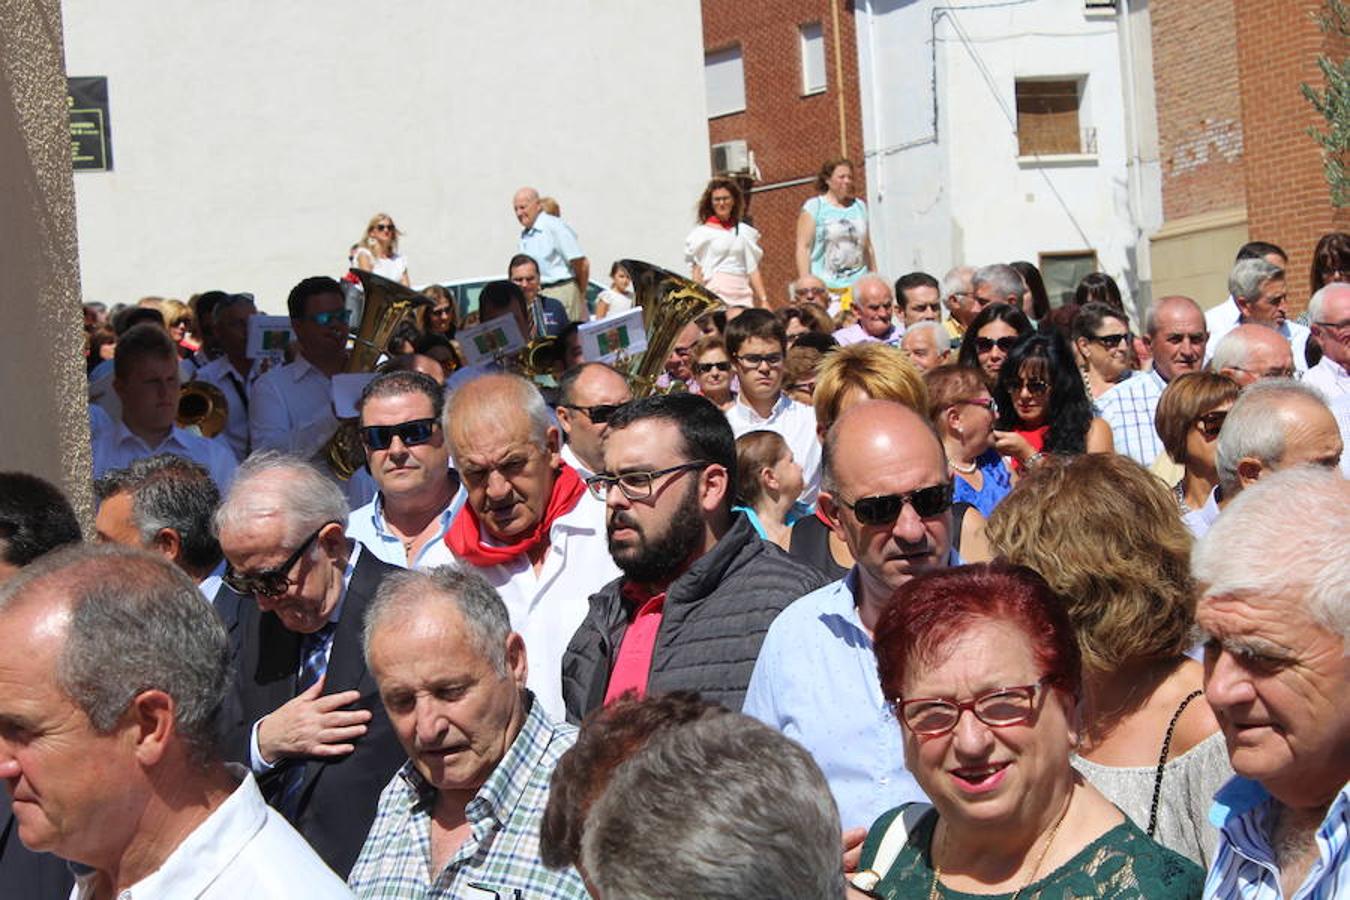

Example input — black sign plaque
[68,76,112,172]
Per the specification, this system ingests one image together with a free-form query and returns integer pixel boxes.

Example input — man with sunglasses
[216,452,405,878]
[724,309,822,503]
[744,400,956,834]
[560,394,831,723]
[1097,295,1209,467]
[346,371,464,570]
[250,276,373,507]
[555,363,632,479]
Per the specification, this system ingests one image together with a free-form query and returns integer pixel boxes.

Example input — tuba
[177,380,229,437]
[322,269,428,479]
[617,259,723,397]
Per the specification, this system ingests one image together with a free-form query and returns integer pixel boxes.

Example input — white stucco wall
[61,1,709,313]
[857,0,1145,316]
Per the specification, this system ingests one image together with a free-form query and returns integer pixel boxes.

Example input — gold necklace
[928,792,1073,900]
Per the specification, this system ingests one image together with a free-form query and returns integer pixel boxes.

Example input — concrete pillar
[0,0,94,524]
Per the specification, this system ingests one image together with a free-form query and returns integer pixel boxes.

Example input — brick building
[701,0,866,303]
[1149,0,1348,311]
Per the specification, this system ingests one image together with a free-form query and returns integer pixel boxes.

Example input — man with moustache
[442,373,618,722]
[1096,295,1209,466]
[744,400,956,833]
[560,393,830,723]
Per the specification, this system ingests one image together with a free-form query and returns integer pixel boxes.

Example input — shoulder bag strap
[1146,689,1204,837]
[850,802,933,895]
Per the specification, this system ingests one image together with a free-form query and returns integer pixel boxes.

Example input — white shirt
[724,393,822,504]
[346,483,466,570]
[193,356,265,461]
[1205,316,1312,373]
[1303,353,1350,401]
[198,558,227,603]
[461,493,619,722]
[91,416,238,493]
[559,442,595,481]
[72,768,353,899]
[1334,394,1350,479]
[1204,297,1241,339]
[684,222,763,278]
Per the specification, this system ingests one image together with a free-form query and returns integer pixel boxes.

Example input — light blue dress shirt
[742,569,928,830]
[519,211,584,284]
[346,483,466,570]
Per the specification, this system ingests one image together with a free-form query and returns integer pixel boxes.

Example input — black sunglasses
[1090,332,1130,349]
[360,418,439,451]
[839,483,953,525]
[562,403,622,424]
[1196,409,1228,439]
[974,335,1020,354]
[695,361,732,374]
[223,523,336,597]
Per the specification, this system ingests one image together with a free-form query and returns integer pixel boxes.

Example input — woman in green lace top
[852,564,1203,899]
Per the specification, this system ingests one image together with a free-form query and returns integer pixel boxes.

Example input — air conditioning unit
[711,140,750,175]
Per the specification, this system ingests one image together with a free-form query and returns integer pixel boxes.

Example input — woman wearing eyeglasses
[1072,301,1135,399]
[990,332,1113,471]
[690,336,736,410]
[956,303,1033,387]
[851,563,1204,898]
[420,284,457,338]
[353,212,411,287]
[1152,372,1240,515]
[685,177,769,308]
[923,365,1013,518]
[986,456,1231,869]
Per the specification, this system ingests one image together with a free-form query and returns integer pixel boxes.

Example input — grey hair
[851,273,891,300]
[1215,379,1330,494]
[941,265,974,302]
[580,713,845,900]
[1228,258,1284,303]
[1194,467,1349,641]
[971,264,1025,302]
[443,372,551,457]
[902,320,948,348]
[1208,328,1254,373]
[1307,281,1350,323]
[95,454,222,573]
[0,544,230,766]
[213,451,349,546]
[362,565,512,676]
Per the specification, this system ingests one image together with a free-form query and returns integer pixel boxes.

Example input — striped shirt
[348,695,588,899]
[1097,368,1168,467]
[1205,776,1349,899]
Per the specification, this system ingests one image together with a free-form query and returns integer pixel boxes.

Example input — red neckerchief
[705,216,735,230]
[445,464,586,567]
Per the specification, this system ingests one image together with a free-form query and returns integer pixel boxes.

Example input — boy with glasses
[723,309,822,503]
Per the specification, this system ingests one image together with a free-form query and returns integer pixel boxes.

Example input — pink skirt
[706,271,754,307]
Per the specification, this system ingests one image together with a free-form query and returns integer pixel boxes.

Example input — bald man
[833,275,901,347]
[556,363,633,479]
[514,187,589,322]
[745,400,955,832]
[1210,323,1296,388]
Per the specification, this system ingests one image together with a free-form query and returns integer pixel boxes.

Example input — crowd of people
[2,182,1348,899]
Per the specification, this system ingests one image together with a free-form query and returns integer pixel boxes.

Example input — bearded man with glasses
[346,371,465,570]
[215,451,406,878]
[744,399,957,838]
[561,393,831,724]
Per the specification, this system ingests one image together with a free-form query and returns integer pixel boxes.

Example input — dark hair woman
[956,302,1033,386]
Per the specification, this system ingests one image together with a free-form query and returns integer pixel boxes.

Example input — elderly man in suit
[216,451,405,878]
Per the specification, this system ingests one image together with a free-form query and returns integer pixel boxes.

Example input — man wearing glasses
[723,309,822,504]
[216,451,405,878]
[791,274,832,311]
[1302,281,1350,401]
[555,363,633,479]
[346,371,464,570]
[1210,323,1298,388]
[560,394,830,724]
[744,400,956,835]
[250,276,373,507]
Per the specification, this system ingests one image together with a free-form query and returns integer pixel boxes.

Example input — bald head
[557,364,634,473]
[445,373,552,456]
[513,187,543,229]
[1146,296,1208,380]
[1211,323,1295,387]
[824,400,945,494]
[1216,380,1342,494]
[852,276,896,339]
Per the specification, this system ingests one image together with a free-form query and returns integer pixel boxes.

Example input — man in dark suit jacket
[216,452,407,878]
[0,793,72,899]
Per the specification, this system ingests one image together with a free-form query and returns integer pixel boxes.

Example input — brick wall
[702,0,867,303]
[1150,0,1247,222]
[1235,0,1350,309]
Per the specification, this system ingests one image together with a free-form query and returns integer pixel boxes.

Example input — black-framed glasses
[223,522,337,597]
[307,308,352,327]
[585,461,710,501]
[561,403,622,425]
[895,680,1047,736]
[736,352,784,368]
[1090,332,1131,349]
[838,482,953,525]
[695,361,732,374]
[1196,409,1228,439]
[1009,377,1050,397]
[361,418,439,451]
[974,335,1019,354]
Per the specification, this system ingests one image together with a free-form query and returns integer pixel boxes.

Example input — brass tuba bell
[177,380,229,437]
[617,259,723,397]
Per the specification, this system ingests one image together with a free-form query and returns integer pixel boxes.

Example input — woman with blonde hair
[1153,371,1240,515]
[353,212,411,286]
[685,177,768,308]
[985,453,1230,866]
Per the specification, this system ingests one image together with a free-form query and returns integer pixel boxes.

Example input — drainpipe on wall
[831,0,848,156]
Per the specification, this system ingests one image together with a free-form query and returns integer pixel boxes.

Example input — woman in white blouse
[684,178,768,308]
[352,212,411,287]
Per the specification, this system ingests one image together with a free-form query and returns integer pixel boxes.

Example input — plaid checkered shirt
[347,693,588,899]
[1096,369,1168,467]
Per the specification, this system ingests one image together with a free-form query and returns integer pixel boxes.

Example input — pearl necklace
[949,458,978,474]
[928,792,1073,900]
